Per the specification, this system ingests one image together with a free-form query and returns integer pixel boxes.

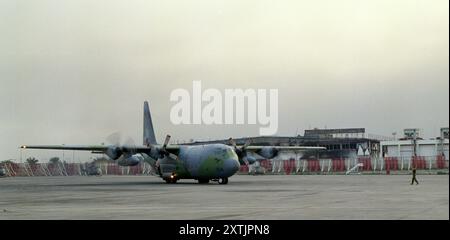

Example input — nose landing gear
[165,178,178,184]
[164,173,178,183]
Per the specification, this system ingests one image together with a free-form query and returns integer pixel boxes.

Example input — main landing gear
[218,178,228,185]
[197,177,228,184]
[197,178,209,184]
[165,177,229,184]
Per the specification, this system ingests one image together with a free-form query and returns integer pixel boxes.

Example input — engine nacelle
[243,156,256,165]
[118,154,144,166]
[105,146,122,160]
[257,147,278,159]
[149,146,164,159]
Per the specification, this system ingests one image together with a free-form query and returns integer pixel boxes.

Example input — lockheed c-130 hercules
[20,101,324,184]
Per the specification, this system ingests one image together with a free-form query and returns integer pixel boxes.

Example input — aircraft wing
[20,145,110,151]
[20,144,182,154]
[245,146,325,159]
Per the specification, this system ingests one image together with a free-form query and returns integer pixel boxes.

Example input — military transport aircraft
[20,101,324,184]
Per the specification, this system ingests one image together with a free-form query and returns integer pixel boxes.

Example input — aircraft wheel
[218,178,228,185]
[165,178,177,184]
[198,179,209,184]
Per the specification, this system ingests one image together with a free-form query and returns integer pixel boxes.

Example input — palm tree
[49,157,60,165]
[26,157,39,165]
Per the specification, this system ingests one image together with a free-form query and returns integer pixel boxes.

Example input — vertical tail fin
[143,101,157,146]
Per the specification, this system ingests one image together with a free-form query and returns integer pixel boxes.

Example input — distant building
[441,127,449,139]
[401,128,422,140]
[304,128,366,139]
[380,127,449,159]
[189,128,384,159]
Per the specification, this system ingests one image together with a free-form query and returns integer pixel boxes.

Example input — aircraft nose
[224,157,240,175]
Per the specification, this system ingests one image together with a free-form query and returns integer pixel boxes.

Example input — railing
[0,162,154,177]
[1,155,448,177]
[241,155,449,174]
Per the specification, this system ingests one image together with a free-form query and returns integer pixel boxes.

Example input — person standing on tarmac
[411,166,419,185]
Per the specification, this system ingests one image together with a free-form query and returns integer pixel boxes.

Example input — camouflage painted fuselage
[156,144,240,180]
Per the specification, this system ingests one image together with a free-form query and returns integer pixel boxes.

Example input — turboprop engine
[256,147,279,159]
[242,155,256,164]
[117,154,144,166]
[105,146,123,160]
[228,138,257,165]
[228,138,280,163]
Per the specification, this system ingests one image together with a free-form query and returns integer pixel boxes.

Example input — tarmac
[0,175,448,219]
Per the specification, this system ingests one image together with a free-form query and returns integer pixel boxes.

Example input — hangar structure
[381,127,449,159]
[190,128,385,159]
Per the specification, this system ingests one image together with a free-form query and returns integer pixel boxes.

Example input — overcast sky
[0,0,448,162]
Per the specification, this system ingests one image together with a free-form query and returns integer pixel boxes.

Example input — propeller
[106,132,122,146]
[162,135,171,152]
[105,131,175,162]
[159,134,170,158]
[124,136,137,155]
[228,138,253,165]
[104,132,138,160]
